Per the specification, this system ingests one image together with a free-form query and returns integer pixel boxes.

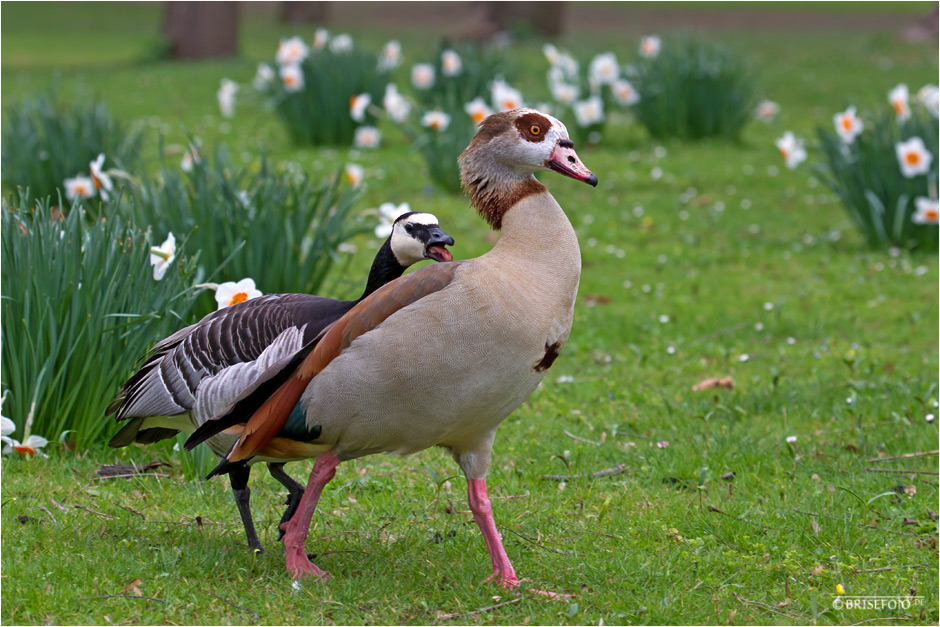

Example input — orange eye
[529,125,541,135]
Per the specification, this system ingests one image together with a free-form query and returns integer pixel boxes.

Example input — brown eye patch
[515,111,551,143]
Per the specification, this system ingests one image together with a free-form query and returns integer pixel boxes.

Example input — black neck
[359,238,406,301]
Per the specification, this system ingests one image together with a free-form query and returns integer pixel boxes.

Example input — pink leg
[280,451,340,580]
[467,478,520,588]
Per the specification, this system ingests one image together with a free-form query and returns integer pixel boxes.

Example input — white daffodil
[379,40,402,71]
[353,126,381,149]
[912,196,939,224]
[349,93,371,122]
[64,175,97,201]
[917,84,939,117]
[337,242,357,254]
[889,84,911,121]
[150,232,176,281]
[542,43,561,65]
[215,278,262,310]
[551,81,579,106]
[573,95,605,127]
[89,153,114,201]
[2,434,49,457]
[465,97,493,125]
[277,36,309,66]
[833,106,864,143]
[895,136,933,178]
[382,84,411,123]
[411,63,435,90]
[330,33,353,54]
[253,63,275,90]
[589,52,619,85]
[611,79,640,106]
[313,28,329,50]
[755,100,780,122]
[639,35,662,59]
[421,111,451,131]
[441,49,462,76]
[491,78,524,112]
[775,131,807,169]
[374,202,411,238]
[344,163,364,188]
[217,78,239,119]
[180,146,200,172]
[280,64,304,93]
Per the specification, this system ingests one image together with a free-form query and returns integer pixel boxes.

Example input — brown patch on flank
[514,111,551,143]
[535,340,563,372]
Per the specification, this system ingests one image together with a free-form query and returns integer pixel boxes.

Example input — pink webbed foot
[282,521,330,581]
[484,569,520,589]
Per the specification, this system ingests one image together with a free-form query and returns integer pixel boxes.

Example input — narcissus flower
[64,175,97,200]
[421,111,451,131]
[277,36,309,66]
[344,163,364,187]
[573,96,604,127]
[755,100,780,122]
[589,52,619,85]
[917,83,939,117]
[639,35,661,58]
[833,106,864,143]
[349,93,371,122]
[280,64,304,92]
[313,28,329,50]
[611,79,640,106]
[217,78,239,118]
[491,78,524,112]
[150,232,176,281]
[551,82,579,106]
[775,131,807,169]
[379,40,402,71]
[330,33,353,54]
[895,136,933,178]
[889,84,911,121]
[912,196,939,224]
[215,278,262,310]
[411,63,435,89]
[542,43,561,65]
[441,49,462,76]
[464,97,493,125]
[353,126,381,149]
[2,429,49,457]
[374,202,411,238]
[382,84,410,122]
[180,146,200,172]
[253,63,274,90]
[89,153,114,201]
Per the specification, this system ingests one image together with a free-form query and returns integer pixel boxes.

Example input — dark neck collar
[359,238,405,301]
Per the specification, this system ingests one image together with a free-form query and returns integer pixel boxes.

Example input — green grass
[2,3,937,625]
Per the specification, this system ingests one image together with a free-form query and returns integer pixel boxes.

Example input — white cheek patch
[390,224,428,266]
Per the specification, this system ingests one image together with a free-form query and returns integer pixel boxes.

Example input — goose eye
[404,223,414,234]
[529,125,541,135]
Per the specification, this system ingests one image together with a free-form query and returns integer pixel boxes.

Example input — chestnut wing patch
[534,340,563,372]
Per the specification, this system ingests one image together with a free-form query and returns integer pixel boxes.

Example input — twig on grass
[541,463,627,481]
[849,618,912,625]
[852,564,930,574]
[732,593,801,620]
[502,527,565,555]
[94,473,170,481]
[207,592,259,624]
[435,597,522,622]
[38,506,58,525]
[50,498,69,512]
[119,504,146,520]
[78,594,166,604]
[866,450,938,463]
[563,430,601,446]
[74,505,117,519]
[864,468,939,476]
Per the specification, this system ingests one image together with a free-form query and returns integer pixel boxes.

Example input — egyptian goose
[107,212,454,552]
[187,108,596,585]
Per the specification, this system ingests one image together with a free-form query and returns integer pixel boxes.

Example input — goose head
[390,212,454,264]
[459,108,597,229]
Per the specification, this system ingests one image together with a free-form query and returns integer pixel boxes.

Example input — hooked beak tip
[585,173,598,187]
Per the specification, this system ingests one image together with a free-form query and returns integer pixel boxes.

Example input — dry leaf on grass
[122,578,142,596]
[692,376,734,391]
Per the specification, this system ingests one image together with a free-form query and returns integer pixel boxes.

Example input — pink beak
[546,139,597,187]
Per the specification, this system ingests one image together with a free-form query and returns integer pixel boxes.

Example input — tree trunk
[279,2,330,23]
[486,2,565,37]
[163,2,239,60]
